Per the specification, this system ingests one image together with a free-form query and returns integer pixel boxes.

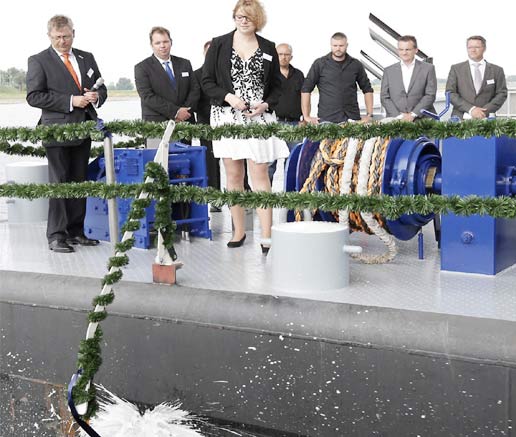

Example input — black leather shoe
[49,239,75,253]
[66,235,100,246]
[227,233,246,248]
[260,244,270,255]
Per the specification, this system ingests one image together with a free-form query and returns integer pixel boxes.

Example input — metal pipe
[360,50,385,72]
[418,231,424,260]
[368,13,432,62]
[361,61,383,81]
[369,28,399,60]
[103,134,119,247]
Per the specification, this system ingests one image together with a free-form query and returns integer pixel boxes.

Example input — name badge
[263,53,272,62]
[486,79,495,85]
[181,72,189,77]
[87,68,94,78]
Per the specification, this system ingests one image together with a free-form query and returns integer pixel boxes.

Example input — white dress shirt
[154,54,175,76]
[466,59,486,118]
[53,47,83,111]
[400,59,416,93]
[396,59,417,119]
[469,58,486,85]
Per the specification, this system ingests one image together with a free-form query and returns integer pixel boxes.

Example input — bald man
[269,43,304,182]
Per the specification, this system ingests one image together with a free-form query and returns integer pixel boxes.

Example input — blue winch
[85,143,212,248]
[285,129,516,275]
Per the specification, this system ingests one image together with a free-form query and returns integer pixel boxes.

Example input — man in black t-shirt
[269,43,304,183]
[302,32,374,124]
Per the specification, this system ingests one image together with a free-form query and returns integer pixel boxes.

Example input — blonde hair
[232,0,267,31]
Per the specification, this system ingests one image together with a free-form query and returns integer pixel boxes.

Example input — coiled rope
[295,135,397,263]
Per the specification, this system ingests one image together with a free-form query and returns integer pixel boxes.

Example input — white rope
[77,121,178,416]
[338,137,360,224]
[353,136,397,264]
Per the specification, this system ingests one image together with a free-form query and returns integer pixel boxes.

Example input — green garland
[71,162,175,419]
[1,182,516,219]
[2,118,516,152]
[0,138,145,159]
[0,140,47,158]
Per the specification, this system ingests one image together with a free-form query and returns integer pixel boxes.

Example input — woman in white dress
[202,0,289,254]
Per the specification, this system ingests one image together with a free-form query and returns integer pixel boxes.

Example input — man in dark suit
[381,35,436,121]
[26,15,107,253]
[134,26,199,124]
[446,35,507,120]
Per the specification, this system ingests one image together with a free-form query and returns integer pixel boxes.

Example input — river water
[0,99,142,221]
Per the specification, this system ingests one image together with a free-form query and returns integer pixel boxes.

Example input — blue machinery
[82,133,516,275]
[285,132,516,275]
[85,143,211,249]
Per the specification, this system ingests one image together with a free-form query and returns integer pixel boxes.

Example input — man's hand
[72,95,89,108]
[175,107,192,122]
[83,88,99,104]
[400,112,416,122]
[360,114,373,123]
[304,115,320,125]
[471,106,487,119]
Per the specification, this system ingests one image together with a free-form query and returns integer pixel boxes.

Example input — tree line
[0,67,134,91]
[0,68,26,91]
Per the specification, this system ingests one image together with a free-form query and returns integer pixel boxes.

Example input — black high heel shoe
[227,233,246,248]
[260,244,270,255]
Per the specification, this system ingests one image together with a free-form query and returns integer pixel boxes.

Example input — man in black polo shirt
[302,32,374,124]
[269,43,305,182]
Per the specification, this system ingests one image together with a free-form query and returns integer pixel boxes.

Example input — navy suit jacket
[201,30,282,110]
[134,54,199,122]
[26,46,107,147]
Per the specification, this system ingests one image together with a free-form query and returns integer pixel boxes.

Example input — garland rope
[1,182,516,219]
[72,162,175,419]
[4,118,515,422]
[2,118,516,158]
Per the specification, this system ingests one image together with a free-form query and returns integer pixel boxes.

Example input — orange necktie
[62,53,81,91]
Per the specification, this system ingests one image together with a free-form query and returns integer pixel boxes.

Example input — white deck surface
[1,152,516,322]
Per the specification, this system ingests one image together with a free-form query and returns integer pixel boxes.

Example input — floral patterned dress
[211,48,289,163]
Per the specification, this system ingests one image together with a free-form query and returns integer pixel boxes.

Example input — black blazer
[201,30,282,110]
[26,46,107,147]
[194,66,211,125]
[134,54,200,122]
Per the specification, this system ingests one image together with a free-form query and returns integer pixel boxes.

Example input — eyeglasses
[234,15,252,22]
[50,34,73,41]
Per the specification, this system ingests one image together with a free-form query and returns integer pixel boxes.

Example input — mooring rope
[352,136,398,264]
[293,133,400,263]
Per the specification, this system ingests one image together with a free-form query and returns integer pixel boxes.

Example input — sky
[1,0,515,84]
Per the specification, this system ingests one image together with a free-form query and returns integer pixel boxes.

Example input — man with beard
[301,32,373,124]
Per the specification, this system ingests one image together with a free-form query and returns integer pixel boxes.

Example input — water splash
[80,385,203,437]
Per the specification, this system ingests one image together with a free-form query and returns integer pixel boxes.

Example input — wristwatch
[366,113,373,117]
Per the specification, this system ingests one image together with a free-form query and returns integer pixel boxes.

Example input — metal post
[103,134,119,248]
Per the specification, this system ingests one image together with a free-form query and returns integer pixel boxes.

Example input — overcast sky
[1,0,514,83]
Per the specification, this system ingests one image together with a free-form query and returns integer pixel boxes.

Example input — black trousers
[45,140,91,242]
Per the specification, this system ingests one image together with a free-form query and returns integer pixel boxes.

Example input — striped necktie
[62,53,81,91]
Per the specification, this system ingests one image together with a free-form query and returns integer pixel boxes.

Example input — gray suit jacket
[26,46,107,147]
[445,60,507,119]
[134,54,200,122]
[380,60,437,118]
